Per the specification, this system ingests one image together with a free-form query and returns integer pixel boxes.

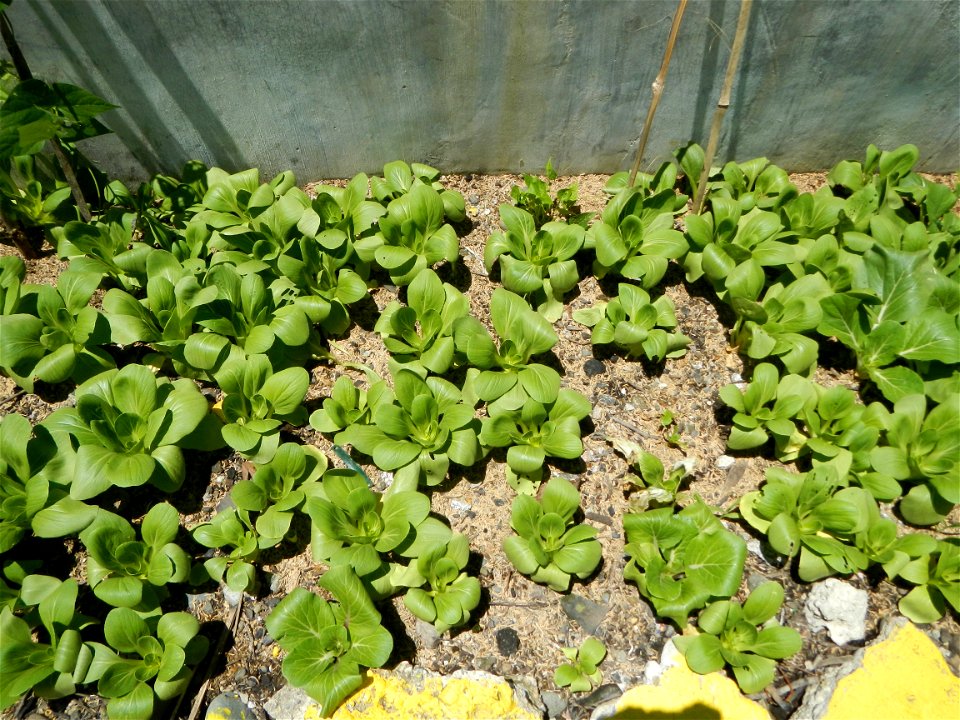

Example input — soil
[1,170,958,720]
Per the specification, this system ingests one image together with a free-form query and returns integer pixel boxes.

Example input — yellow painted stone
[612,660,771,720]
[321,668,541,720]
[821,621,959,720]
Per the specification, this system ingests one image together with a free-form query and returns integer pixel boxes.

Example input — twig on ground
[0,390,25,407]
[489,601,553,608]
[612,416,645,435]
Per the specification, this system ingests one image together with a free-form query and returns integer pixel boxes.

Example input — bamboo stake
[0,10,92,222]
[692,0,754,214]
[627,0,688,187]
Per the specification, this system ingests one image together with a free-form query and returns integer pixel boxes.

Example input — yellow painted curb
[820,621,959,720]
[325,666,541,720]
[609,657,770,720]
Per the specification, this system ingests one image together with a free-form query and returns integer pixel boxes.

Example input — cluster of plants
[0,51,956,713]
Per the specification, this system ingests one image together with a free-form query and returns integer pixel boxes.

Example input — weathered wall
[6,0,959,180]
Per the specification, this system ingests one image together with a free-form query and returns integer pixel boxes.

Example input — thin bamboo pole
[692,0,754,214]
[0,10,92,222]
[627,0,688,187]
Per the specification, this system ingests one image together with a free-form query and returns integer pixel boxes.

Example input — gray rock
[803,578,868,645]
[264,685,313,720]
[415,618,441,649]
[560,593,610,634]
[206,691,254,720]
[542,690,568,718]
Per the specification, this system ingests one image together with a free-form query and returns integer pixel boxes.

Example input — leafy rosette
[338,366,482,488]
[480,388,591,493]
[573,283,689,362]
[623,501,746,627]
[395,533,481,634]
[80,504,191,609]
[484,204,585,321]
[503,477,601,591]
[0,267,114,392]
[44,364,220,501]
[0,413,94,551]
[213,353,309,463]
[354,184,459,286]
[453,287,561,408]
[86,608,208,720]
[309,373,393,440]
[374,268,469,374]
[265,567,393,717]
[370,160,466,223]
[305,469,449,597]
[673,581,802,694]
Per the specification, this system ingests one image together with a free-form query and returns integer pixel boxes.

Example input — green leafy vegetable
[265,567,393,717]
[673,581,802,693]
[502,477,601,591]
[623,501,746,627]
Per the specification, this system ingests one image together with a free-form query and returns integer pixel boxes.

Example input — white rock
[803,578,868,645]
[715,454,736,470]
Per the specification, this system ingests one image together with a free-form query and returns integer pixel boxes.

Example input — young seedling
[554,636,606,692]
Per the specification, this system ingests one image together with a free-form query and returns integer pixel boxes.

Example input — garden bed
[2,162,957,720]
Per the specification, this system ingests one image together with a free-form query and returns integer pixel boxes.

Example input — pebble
[495,627,521,656]
[715,454,736,470]
[597,394,617,406]
[450,499,473,515]
[416,618,442,649]
[542,690,568,718]
[583,358,606,377]
[222,586,244,607]
[205,691,254,720]
[560,593,610,634]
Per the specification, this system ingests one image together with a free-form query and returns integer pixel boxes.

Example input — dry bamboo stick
[692,0,754,214]
[627,0,688,187]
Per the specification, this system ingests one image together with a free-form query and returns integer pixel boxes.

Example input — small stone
[804,578,869,645]
[206,691,253,720]
[578,683,622,709]
[415,618,442,649]
[715,454,736,470]
[222,586,244,607]
[234,667,247,681]
[450,499,472,515]
[598,394,617,406]
[468,193,480,204]
[264,685,313,720]
[730,372,743,383]
[560,593,610,634]
[542,690,568,718]
[584,359,606,377]
[495,627,520,656]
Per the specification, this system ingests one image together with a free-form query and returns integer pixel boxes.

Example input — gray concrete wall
[6,0,959,181]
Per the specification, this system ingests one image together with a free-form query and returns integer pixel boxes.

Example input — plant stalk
[0,10,92,222]
[627,0,688,187]
[693,0,754,214]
